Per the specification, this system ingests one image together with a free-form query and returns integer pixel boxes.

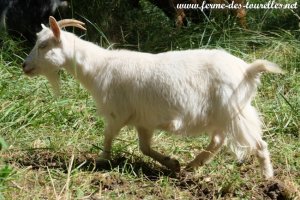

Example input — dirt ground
[2,149,299,199]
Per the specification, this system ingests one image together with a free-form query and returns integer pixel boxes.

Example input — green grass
[1,0,300,199]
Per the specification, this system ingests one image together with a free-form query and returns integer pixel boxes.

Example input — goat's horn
[57,19,86,31]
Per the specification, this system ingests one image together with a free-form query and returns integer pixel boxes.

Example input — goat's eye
[38,42,48,49]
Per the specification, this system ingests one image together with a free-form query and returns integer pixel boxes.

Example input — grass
[1,0,300,199]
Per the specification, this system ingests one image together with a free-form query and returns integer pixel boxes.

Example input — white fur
[23,20,283,179]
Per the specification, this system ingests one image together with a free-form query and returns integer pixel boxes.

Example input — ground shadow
[3,149,296,199]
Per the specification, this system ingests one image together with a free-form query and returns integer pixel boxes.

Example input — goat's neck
[63,35,108,93]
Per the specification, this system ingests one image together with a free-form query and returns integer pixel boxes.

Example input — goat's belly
[155,118,210,136]
[156,120,208,136]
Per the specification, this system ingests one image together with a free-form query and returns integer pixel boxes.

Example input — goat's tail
[246,59,284,76]
[229,59,283,116]
[226,60,283,159]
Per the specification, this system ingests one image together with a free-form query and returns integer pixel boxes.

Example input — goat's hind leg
[137,127,180,172]
[186,132,225,170]
[256,140,274,179]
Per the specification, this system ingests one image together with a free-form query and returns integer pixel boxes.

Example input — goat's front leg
[99,124,122,160]
[186,132,225,170]
[137,127,180,172]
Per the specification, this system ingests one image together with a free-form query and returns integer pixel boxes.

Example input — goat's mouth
[23,67,36,76]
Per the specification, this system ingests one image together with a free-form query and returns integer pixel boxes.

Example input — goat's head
[22,16,86,95]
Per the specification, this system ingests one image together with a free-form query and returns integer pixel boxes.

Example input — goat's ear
[49,16,60,42]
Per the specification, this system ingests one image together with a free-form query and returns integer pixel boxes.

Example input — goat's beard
[45,70,60,97]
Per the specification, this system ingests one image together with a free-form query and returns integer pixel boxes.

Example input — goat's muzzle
[22,62,35,75]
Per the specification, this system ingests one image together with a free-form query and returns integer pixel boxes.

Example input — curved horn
[57,18,86,30]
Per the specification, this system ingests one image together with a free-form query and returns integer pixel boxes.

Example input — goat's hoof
[185,162,201,172]
[179,169,194,178]
[163,157,181,172]
[262,170,274,180]
[94,157,112,168]
[185,158,206,171]
[99,151,111,160]
[95,157,110,163]
[184,165,194,172]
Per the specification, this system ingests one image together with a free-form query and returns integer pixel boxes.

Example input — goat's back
[95,49,253,135]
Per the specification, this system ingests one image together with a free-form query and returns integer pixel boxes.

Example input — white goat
[23,16,283,178]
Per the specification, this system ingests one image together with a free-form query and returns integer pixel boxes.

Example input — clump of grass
[0,138,13,199]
